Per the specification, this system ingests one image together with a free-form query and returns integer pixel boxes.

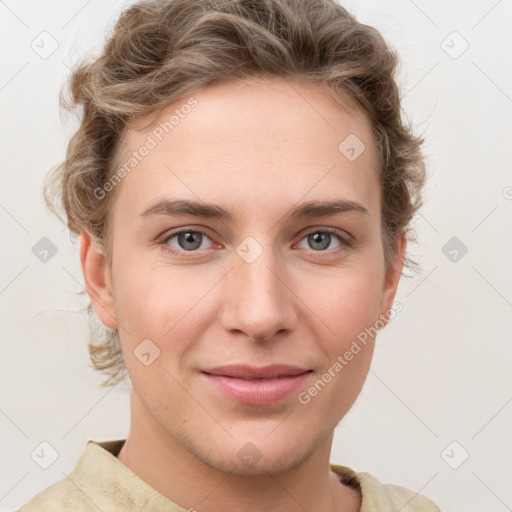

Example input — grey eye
[307,232,333,251]
[166,230,211,251]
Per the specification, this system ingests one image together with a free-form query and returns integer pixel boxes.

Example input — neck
[117,389,361,512]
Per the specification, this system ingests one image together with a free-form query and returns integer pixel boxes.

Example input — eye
[296,228,351,254]
[161,228,216,254]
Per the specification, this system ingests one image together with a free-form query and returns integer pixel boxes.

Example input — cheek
[301,262,383,339]
[112,251,185,326]
[112,259,217,362]
[298,271,379,411]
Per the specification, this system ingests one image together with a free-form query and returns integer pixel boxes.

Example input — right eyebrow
[140,199,234,220]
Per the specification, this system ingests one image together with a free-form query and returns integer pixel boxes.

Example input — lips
[201,364,311,380]
[200,364,313,406]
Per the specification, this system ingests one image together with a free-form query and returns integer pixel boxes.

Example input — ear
[378,233,406,326]
[80,229,118,330]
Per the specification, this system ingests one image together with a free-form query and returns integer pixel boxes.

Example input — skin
[81,76,406,512]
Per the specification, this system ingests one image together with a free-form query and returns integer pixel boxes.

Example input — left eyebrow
[288,199,369,218]
[139,198,369,221]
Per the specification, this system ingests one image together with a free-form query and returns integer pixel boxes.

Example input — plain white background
[1,1,511,511]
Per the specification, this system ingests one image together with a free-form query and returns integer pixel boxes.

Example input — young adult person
[20,0,440,510]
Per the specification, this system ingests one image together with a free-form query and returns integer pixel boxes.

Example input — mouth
[201,364,312,380]
[200,365,314,406]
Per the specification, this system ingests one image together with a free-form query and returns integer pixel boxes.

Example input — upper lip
[201,364,312,380]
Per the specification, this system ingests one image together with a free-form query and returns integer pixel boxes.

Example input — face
[83,76,405,475]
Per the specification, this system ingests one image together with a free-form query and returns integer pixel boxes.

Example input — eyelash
[158,227,352,258]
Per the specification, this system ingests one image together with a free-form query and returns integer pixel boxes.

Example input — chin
[186,432,317,477]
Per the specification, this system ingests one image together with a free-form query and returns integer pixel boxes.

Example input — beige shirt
[19,439,440,511]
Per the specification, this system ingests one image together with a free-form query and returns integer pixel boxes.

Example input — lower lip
[201,371,312,406]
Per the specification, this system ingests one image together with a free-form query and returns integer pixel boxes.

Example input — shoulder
[358,471,440,512]
[18,439,128,512]
[330,463,441,512]
[17,439,184,512]
[18,476,98,512]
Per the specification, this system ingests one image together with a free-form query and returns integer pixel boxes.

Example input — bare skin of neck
[117,393,362,512]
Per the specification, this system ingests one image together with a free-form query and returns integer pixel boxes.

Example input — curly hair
[44,0,427,387]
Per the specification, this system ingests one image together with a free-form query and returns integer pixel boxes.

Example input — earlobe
[80,229,118,330]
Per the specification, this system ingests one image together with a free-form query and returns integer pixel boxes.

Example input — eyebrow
[139,198,369,221]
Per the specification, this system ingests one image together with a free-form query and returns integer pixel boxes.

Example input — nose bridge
[222,235,295,341]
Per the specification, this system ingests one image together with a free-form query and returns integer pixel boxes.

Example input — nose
[220,243,297,343]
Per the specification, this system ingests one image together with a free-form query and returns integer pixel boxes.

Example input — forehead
[113,77,381,220]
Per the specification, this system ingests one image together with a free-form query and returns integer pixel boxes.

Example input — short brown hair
[44,0,427,387]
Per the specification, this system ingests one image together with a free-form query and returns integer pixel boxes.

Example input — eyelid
[158,225,353,255]
[299,226,352,243]
[158,226,218,250]
[294,227,353,253]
